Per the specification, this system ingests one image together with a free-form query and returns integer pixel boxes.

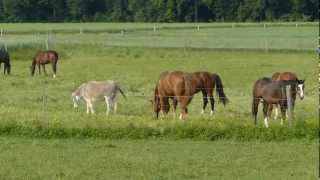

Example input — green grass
[0,22,316,34]
[1,24,317,51]
[0,137,317,180]
[0,23,317,179]
[0,45,316,140]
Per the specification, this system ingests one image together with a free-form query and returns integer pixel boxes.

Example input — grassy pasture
[0,45,317,140]
[0,22,316,34]
[0,23,317,179]
[0,137,317,179]
[1,25,317,51]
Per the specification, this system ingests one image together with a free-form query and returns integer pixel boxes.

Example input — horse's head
[297,79,305,100]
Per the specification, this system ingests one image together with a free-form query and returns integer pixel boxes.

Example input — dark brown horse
[252,77,304,128]
[31,50,59,78]
[153,71,194,120]
[191,72,228,115]
[269,72,305,119]
[0,48,11,75]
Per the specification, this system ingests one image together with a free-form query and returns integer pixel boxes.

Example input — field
[0,23,318,179]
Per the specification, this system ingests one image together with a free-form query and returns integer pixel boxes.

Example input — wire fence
[0,22,317,52]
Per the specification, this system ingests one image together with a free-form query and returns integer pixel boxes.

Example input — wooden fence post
[286,85,293,127]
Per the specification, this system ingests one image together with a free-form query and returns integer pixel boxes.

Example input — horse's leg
[43,64,47,75]
[179,97,190,120]
[262,102,269,128]
[207,91,215,116]
[172,98,178,119]
[252,97,260,125]
[267,104,273,119]
[159,96,165,119]
[38,64,41,75]
[201,91,208,114]
[52,62,57,78]
[279,102,287,125]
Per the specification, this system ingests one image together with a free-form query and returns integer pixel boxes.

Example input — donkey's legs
[201,91,208,114]
[85,100,90,114]
[262,102,269,128]
[113,101,118,114]
[104,96,110,115]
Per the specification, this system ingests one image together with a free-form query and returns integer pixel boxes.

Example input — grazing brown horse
[269,72,305,119]
[252,77,304,128]
[31,50,59,78]
[153,71,194,120]
[191,72,228,115]
[0,48,11,75]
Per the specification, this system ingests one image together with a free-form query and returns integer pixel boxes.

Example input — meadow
[0,23,318,179]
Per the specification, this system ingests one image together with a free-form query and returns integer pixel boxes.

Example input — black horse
[0,48,11,75]
[252,77,304,128]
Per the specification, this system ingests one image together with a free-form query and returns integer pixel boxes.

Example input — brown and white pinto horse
[31,50,59,78]
[269,72,305,119]
[153,71,194,120]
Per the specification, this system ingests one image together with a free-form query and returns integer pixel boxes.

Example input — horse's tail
[212,73,228,105]
[117,86,126,99]
[252,96,259,125]
[30,57,37,76]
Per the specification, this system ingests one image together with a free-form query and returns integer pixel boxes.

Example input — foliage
[0,0,318,22]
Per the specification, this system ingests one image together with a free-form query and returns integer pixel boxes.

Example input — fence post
[153,24,156,33]
[46,32,50,50]
[286,85,293,127]
[0,28,3,37]
[197,24,200,31]
[80,27,83,34]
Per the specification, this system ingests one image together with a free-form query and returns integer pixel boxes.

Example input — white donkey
[72,80,126,115]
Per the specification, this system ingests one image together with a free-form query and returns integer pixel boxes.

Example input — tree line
[0,0,318,22]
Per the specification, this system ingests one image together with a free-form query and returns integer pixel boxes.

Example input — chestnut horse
[153,71,194,120]
[192,72,228,115]
[0,48,11,75]
[269,72,305,119]
[252,77,304,128]
[31,50,59,78]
